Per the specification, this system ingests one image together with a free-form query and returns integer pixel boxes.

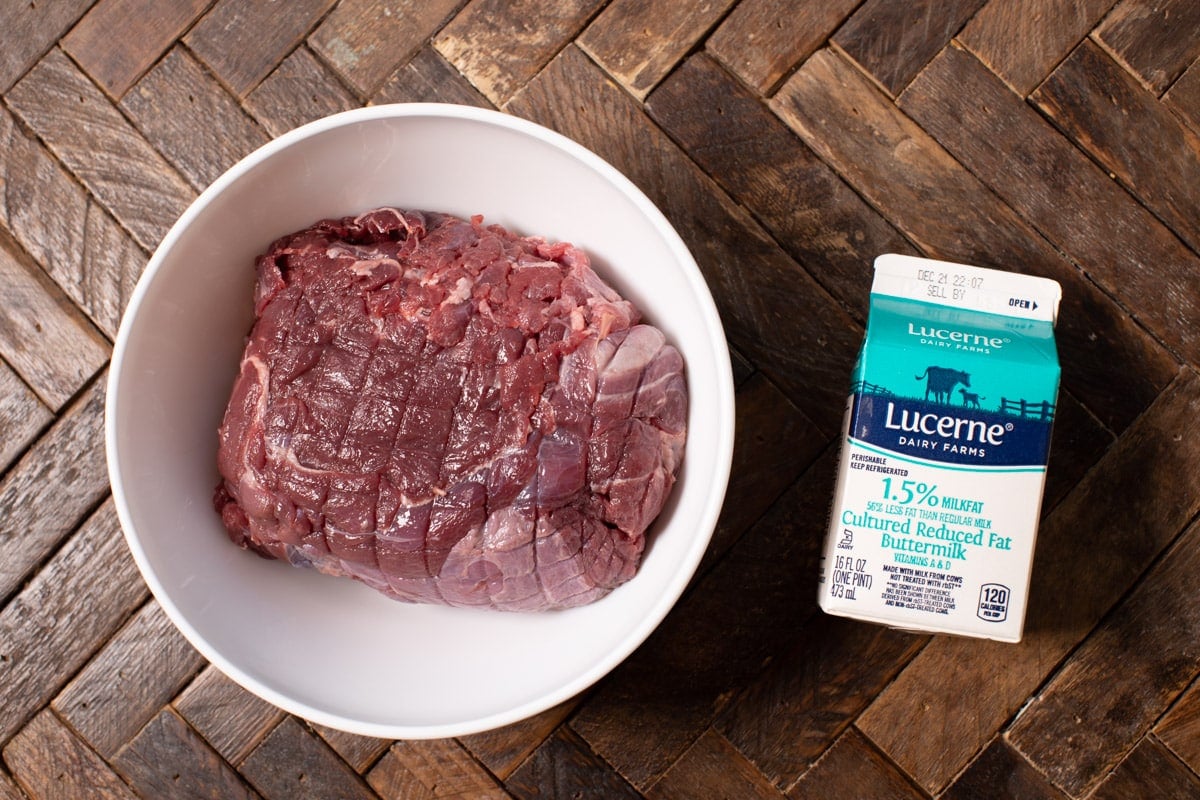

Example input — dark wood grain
[4,709,139,800]
[184,0,338,96]
[61,0,212,98]
[706,0,861,94]
[1093,0,1200,93]
[1157,678,1200,774]
[0,500,148,746]
[1087,737,1200,800]
[0,376,112,601]
[569,448,836,789]
[787,728,925,800]
[899,42,1200,365]
[646,729,786,800]
[53,600,205,759]
[0,228,109,411]
[371,45,493,107]
[941,738,1070,800]
[1165,56,1200,134]
[505,726,642,799]
[0,0,91,92]
[578,0,735,99]
[957,0,1116,95]
[369,740,508,798]
[1007,515,1200,795]
[1032,39,1200,254]
[435,0,606,105]
[122,45,269,192]
[2,4,1199,797]
[308,0,465,95]
[648,52,916,324]
[112,709,262,800]
[858,368,1200,793]
[832,0,987,96]
[6,48,195,252]
[173,666,285,767]
[715,614,926,788]
[239,718,379,800]
[772,46,1178,433]
[245,46,360,138]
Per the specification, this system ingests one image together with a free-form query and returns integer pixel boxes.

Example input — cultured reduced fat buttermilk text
[817,254,1062,642]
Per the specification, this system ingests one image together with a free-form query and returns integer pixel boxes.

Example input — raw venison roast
[214,208,687,610]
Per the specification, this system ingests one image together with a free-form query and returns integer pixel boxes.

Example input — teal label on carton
[818,255,1062,643]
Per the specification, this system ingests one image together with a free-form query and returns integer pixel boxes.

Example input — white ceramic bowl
[106,104,734,739]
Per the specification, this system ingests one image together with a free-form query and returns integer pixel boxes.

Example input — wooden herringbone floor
[2,1,1200,798]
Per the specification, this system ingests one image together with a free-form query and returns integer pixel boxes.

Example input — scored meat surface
[214,208,687,611]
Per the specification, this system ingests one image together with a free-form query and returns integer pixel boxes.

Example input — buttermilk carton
[818,254,1062,642]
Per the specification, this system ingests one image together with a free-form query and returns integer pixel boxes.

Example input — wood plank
[0,499,149,747]
[1087,737,1200,800]
[786,728,925,800]
[705,0,860,94]
[1164,55,1200,135]
[3,710,138,800]
[568,448,837,789]
[0,375,112,602]
[899,43,1200,366]
[957,0,1116,95]
[367,740,508,799]
[121,45,270,192]
[714,615,926,788]
[53,600,205,759]
[577,0,736,99]
[506,45,864,435]
[831,0,988,96]
[1156,677,1200,772]
[112,709,261,800]
[647,51,917,324]
[245,46,360,138]
[1093,0,1200,94]
[0,106,144,341]
[0,228,109,410]
[1032,38,1200,254]
[856,367,1200,793]
[61,0,212,98]
[371,45,493,107]
[0,107,87,300]
[645,728,785,800]
[173,665,286,767]
[771,47,1178,434]
[434,0,606,106]
[239,717,378,800]
[0,0,91,92]
[362,756,435,800]
[0,363,49,481]
[941,738,1069,800]
[307,0,464,96]
[1006,514,1200,796]
[458,699,579,780]
[1040,391,1114,514]
[312,725,390,773]
[185,0,337,96]
[0,770,22,800]
[80,201,146,340]
[505,726,641,799]
[701,373,825,570]
[6,48,196,252]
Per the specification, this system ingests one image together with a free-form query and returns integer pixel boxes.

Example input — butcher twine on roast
[214,208,687,611]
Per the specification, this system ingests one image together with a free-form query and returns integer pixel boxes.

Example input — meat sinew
[214,208,687,611]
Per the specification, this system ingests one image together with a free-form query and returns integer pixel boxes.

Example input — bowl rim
[105,102,736,738]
